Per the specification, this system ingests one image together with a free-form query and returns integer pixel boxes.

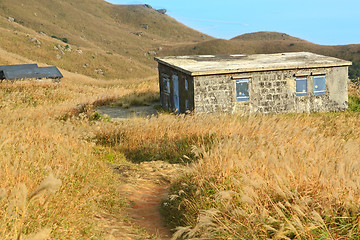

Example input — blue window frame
[296,76,307,96]
[236,78,249,101]
[313,75,326,95]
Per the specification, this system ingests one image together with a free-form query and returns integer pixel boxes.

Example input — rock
[156,9,167,14]
[95,69,104,75]
[144,4,152,8]
[59,50,65,55]
[148,51,157,56]
[34,12,37,17]
[29,37,41,46]
[134,32,142,37]
[7,17,15,22]
[158,47,163,51]
[83,63,89,68]
[56,54,62,60]
[141,24,149,30]
[76,49,83,54]
[54,46,58,50]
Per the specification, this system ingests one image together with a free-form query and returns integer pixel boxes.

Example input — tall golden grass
[93,83,360,239]
[0,75,160,239]
[1,69,360,240]
[154,113,360,238]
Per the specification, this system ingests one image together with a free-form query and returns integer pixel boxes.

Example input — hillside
[163,31,360,79]
[231,31,307,42]
[0,0,358,80]
[0,0,211,79]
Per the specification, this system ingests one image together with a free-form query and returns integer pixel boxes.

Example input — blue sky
[107,0,360,45]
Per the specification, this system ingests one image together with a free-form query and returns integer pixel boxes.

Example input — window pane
[163,77,170,94]
[313,75,326,95]
[236,79,249,101]
[296,77,307,96]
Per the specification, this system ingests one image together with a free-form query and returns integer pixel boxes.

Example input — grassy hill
[0,0,211,79]
[163,31,360,79]
[231,31,307,42]
[164,31,360,59]
[0,0,358,80]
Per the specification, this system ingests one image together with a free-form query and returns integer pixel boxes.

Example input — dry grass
[2,1,359,239]
[0,72,160,239]
[1,71,360,239]
[90,83,360,239]
[154,112,360,239]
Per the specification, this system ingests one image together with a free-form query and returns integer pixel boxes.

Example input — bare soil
[98,161,187,240]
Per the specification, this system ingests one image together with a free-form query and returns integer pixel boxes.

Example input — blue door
[172,75,179,112]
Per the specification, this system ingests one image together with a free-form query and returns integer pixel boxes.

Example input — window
[163,76,170,94]
[185,78,188,90]
[236,78,249,101]
[296,76,307,96]
[313,75,326,95]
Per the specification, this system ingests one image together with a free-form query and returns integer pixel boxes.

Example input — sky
[106,0,360,45]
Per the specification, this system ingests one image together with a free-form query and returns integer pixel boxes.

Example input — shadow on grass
[110,91,160,109]
[96,133,217,164]
[121,135,216,164]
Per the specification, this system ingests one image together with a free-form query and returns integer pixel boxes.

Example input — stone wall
[193,66,349,114]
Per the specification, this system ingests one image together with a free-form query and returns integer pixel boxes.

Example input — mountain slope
[231,31,307,42]
[163,31,360,79]
[165,31,360,59]
[0,0,358,80]
[0,0,212,79]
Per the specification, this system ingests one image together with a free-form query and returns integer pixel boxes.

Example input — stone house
[155,52,352,114]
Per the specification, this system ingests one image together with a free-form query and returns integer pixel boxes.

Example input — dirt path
[99,161,187,240]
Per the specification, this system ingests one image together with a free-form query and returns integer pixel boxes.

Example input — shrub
[348,95,360,112]
[51,35,68,43]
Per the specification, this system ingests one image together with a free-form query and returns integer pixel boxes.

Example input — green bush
[348,95,360,112]
[51,35,68,43]
[349,61,360,80]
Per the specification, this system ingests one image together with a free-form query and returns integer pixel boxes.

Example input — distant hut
[0,64,63,82]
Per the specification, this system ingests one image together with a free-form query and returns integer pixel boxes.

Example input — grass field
[0,69,360,239]
[90,83,360,239]
[1,1,360,239]
[0,72,160,239]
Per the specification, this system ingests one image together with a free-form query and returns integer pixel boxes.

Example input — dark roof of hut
[0,64,63,80]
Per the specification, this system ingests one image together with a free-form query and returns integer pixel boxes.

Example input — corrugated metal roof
[0,64,63,80]
[0,64,38,71]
